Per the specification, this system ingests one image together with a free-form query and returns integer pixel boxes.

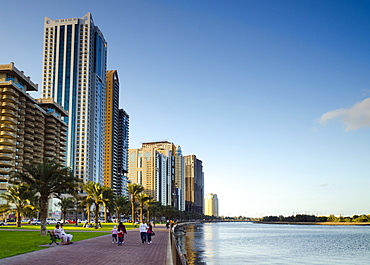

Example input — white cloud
[319,98,370,131]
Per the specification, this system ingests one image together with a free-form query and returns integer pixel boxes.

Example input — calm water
[174,222,370,265]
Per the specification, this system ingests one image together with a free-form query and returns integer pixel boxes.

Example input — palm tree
[127,183,144,223]
[144,198,156,221]
[114,195,130,222]
[9,160,80,235]
[101,187,114,222]
[137,193,150,221]
[0,184,37,227]
[55,197,75,224]
[83,181,113,228]
[83,196,94,224]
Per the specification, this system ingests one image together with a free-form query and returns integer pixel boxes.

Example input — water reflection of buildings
[179,224,206,265]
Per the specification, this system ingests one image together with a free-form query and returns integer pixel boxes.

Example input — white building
[41,13,107,184]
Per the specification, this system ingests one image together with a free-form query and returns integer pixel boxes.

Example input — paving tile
[1,224,171,265]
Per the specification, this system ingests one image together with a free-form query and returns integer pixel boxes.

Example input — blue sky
[1,0,369,217]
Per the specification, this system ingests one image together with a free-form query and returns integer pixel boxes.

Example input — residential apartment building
[141,141,185,210]
[117,109,129,197]
[184,155,204,214]
[128,141,185,210]
[41,13,107,184]
[0,62,67,193]
[104,70,119,192]
[104,70,130,196]
[204,193,219,216]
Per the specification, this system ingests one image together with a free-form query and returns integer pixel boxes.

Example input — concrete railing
[170,224,186,265]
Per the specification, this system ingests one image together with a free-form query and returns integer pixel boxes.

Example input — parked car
[46,218,59,224]
[32,219,41,225]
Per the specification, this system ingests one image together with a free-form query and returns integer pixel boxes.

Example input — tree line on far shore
[261,214,370,223]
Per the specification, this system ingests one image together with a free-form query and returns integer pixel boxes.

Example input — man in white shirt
[139,220,148,244]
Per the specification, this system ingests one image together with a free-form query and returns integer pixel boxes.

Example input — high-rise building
[117,109,129,197]
[128,141,185,210]
[0,62,67,193]
[184,155,204,214]
[41,13,107,184]
[104,70,119,192]
[104,70,130,196]
[141,141,185,210]
[204,193,219,216]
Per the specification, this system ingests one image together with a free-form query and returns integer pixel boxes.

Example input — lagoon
[175,222,370,264]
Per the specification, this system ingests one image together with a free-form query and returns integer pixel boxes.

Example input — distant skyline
[1,0,369,217]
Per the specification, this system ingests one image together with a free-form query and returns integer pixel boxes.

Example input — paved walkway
[1,224,173,265]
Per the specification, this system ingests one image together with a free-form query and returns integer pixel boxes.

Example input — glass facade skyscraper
[41,13,107,184]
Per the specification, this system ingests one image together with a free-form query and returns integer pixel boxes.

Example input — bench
[48,231,61,245]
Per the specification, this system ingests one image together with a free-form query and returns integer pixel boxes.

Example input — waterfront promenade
[1,224,172,265]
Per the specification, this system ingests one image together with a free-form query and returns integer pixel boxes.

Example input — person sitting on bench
[54,224,73,245]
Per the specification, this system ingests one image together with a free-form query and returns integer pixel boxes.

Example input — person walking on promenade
[166,221,170,230]
[117,222,127,244]
[139,220,148,244]
[111,225,118,243]
[117,230,124,246]
[146,222,153,244]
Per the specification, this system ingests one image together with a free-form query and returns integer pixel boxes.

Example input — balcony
[17,123,25,129]
[26,108,36,116]
[25,114,35,122]
[0,131,15,138]
[23,140,33,147]
[45,139,54,145]
[0,160,14,167]
[0,167,11,175]
[25,101,34,108]
[45,151,56,157]
[1,109,17,117]
[24,126,34,133]
[34,134,44,141]
[45,117,57,124]
[1,116,17,124]
[2,87,18,96]
[1,102,17,109]
[44,145,55,151]
[0,145,14,152]
[0,153,15,160]
[2,94,17,103]
[0,138,16,145]
[60,146,67,152]
[23,153,33,160]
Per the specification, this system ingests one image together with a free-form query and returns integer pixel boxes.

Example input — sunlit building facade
[104,70,119,192]
[0,63,67,194]
[41,13,107,184]
[204,193,219,216]
[184,155,204,214]
[128,141,185,210]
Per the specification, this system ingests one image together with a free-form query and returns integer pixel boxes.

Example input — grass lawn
[0,222,136,231]
[0,222,135,260]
